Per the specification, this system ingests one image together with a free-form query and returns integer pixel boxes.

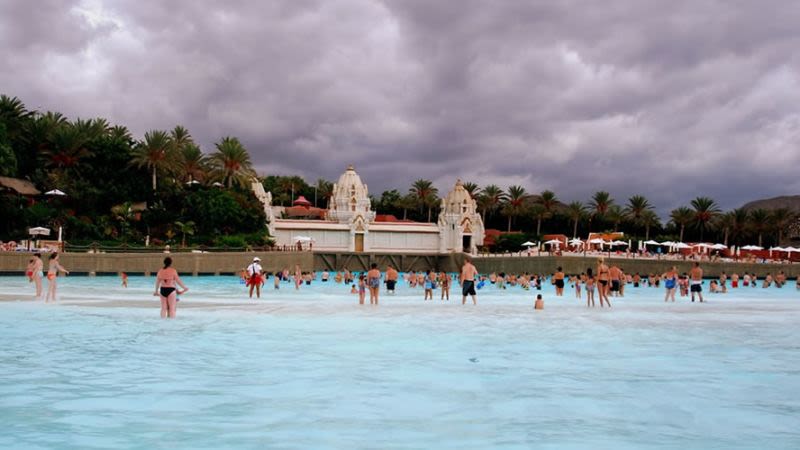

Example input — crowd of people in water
[22,253,800,319]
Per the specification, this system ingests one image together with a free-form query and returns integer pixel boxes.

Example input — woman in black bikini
[597,257,611,307]
[154,257,188,318]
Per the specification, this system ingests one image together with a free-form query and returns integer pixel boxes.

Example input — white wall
[275,228,350,251]
[368,231,439,253]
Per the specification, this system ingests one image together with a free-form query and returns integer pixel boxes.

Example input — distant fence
[61,242,313,254]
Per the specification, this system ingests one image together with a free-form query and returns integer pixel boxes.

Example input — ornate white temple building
[251,165,484,254]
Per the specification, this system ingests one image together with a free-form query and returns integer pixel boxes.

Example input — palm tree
[502,185,528,232]
[315,179,334,208]
[624,195,653,231]
[530,204,547,235]
[589,191,614,222]
[394,194,418,220]
[410,179,438,222]
[174,220,196,247]
[42,123,93,175]
[536,190,558,233]
[606,205,624,232]
[180,143,208,184]
[210,136,255,189]
[690,197,721,241]
[477,184,505,223]
[770,208,797,244]
[0,95,32,141]
[728,208,750,246]
[170,125,193,150]
[713,211,736,247]
[748,209,771,247]
[566,201,586,239]
[640,210,660,241]
[462,182,480,198]
[131,130,175,191]
[669,206,694,242]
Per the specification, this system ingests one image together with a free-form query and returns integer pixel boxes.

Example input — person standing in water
[367,263,381,305]
[460,257,478,305]
[45,253,69,303]
[294,264,302,290]
[154,257,188,318]
[664,266,678,302]
[385,265,398,294]
[585,268,595,307]
[440,271,451,301]
[597,258,611,307]
[32,253,44,299]
[246,257,263,298]
[553,266,565,296]
[690,262,704,302]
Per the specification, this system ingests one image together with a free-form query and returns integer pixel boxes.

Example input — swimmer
[534,294,544,310]
[460,257,478,305]
[690,262,704,302]
[321,270,329,282]
[585,268,595,307]
[357,274,366,304]
[121,272,128,288]
[45,253,69,303]
[153,256,188,318]
[553,266,565,296]
[597,258,611,307]
[294,265,302,290]
[664,266,678,302]
[575,273,583,298]
[424,270,434,300]
[367,263,381,305]
[350,283,358,294]
[26,258,34,283]
[439,271,450,300]
[385,265,398,294]
[731,273,739,288]
[32,253,43,299]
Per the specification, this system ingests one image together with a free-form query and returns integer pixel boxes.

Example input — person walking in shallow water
[154,257,188,318]
[460,257,478,305]
[45,253,69,303]
[32,253,44,299]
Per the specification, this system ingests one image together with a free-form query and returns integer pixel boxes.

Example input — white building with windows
[252,165,484,254]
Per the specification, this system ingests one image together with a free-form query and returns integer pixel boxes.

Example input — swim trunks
[160,287,176,297]
[462,280,476,296]
[555,279,565,289]
[690,281,702,293]
[611,280,620,292]
[386,280,396,291]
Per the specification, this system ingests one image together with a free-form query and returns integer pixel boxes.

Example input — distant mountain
[740,195,800,212]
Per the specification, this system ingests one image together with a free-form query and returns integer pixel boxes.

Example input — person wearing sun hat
[246,256,264,299]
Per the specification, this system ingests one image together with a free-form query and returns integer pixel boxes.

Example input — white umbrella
[588,238,606,244]
[544,239,562,246]
[185,180,201,185]
[674,242,692,249]
[770,246,786,252]
[28,227,51,236]
[741,245,763,250]
[212,182,224,187]
[610,240,628,246]
[45,189,66,196]
[711,243,727,250]
[643,240,660,246]
[785,246,800,253]
[521,241,536,247]
[568,238,584,246]
[660,241,675,246]
[693,243,712,248]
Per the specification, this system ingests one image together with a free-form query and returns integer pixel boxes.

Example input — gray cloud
[2,0,799,216]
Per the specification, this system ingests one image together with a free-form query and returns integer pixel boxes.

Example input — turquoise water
[1,274,799,449]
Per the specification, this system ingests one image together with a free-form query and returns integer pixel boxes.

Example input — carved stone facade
[253,167,483,254]
[437,179,484,254]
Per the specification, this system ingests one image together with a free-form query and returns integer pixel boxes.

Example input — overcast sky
[2,0,799,215]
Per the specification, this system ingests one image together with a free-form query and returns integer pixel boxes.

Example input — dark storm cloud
[2,0,799,215]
